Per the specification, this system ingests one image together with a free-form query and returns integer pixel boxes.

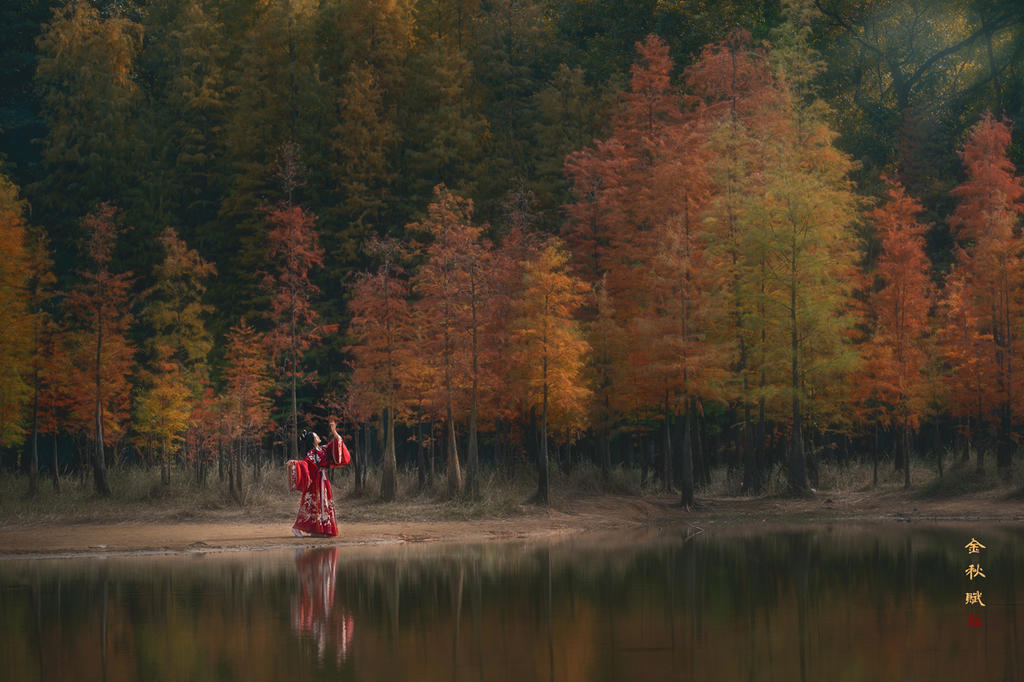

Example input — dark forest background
[2,0,1024,501]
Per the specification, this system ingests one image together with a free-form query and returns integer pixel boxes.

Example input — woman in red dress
[291,420,350,537]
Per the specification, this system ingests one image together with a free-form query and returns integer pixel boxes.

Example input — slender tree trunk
[428,422,437,486]
[538,385,549,505]
[443,303,461,497]
[696,406,708,487]
[161,439,169,486]
[641,436,652,489]
[755,398,767,492]
[625,430,635,470]
[93,316,111,497]
[466,409,479,498]
[228,440,236,497]
[354,424,362,492]
[742,401,759,494]
[218,435,225,483]
[415,417,427,491]
[382,269,398,501]
[872,422,879,488]
[659,394,673,493]
[894,423,905,471]
[381,406,398,501]
[961,416,970,464]
[997,403,1013,473]
[903,423,911,490]
[466,273,480,498]
[51,432,60,492]
[235,439,244,496]
[787,275,806,496]
[289,320,298,463]
[446,408,461,498]
[600,396,611,483]
[29,373,39,497]
[680,401,694,508]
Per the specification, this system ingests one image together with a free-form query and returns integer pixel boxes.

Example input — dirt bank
[1,487,1022,560]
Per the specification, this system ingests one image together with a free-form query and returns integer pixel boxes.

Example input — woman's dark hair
[302,430,318,452]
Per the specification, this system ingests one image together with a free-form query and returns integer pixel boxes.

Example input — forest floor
[1,464,1022,559]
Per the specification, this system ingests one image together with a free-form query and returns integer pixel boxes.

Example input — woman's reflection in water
[292,547,355,664]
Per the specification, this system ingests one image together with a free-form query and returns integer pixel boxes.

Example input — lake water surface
[2,523,1022,681]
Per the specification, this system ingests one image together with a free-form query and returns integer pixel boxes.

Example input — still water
[2,524,1022,681]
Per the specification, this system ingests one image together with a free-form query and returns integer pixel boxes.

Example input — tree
[640,114,725,505]
[263,203,329,462]
[581,278,627,482]
[685,28,774,494]
[34,316,72,493]
[937,269,991,466]
[946,113,1024,472]
[216,1,321,321]
[813,0,1024,202]
[324,63,398,265]
[33,0,142,263]
[531,64,610,223]
[134,345,192,485]
[142,0,230,252]
[407,186,489,498]
[143,227,216,373]
[603,35,685,313]
[65,204,136,496]
[24,223,58,497]
[222,319,273,498]
[399,39,487,214]
[863,177,934,489]
[137,227,215,484]
[562,139,630,287]
[348,239,411,501]
[484,216,540,477]
[747,4,861,495]
[509,241,590,504]
[0,174,35,451]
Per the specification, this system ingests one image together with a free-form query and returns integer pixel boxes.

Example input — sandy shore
[1,489,1021,559]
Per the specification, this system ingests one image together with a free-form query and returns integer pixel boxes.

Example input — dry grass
[3,451,1019,526]
[0,459,651,526]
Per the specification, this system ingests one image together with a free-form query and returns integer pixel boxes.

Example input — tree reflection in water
[3,527,1024,681]
[292,547,354,665]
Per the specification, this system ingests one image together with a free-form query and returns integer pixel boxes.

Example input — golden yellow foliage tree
[509,241,590,504]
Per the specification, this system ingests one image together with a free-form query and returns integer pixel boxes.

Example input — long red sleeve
[324,436,351,467]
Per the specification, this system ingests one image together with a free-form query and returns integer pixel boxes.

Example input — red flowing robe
[292,437,350,536]
[292,548,355,663]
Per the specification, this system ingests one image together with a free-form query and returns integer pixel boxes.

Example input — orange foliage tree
[262,203,331,462]
[408,185,488,498]
[64,203,136,496]
[561,34,689,485]
[944,113,1024,472]
[937,271,990,466]
[0,175,35,452]
[222,319,273,497]
[483,220,539,475]
[347,238,410,501]
[640,112,725,505]
[25,226,59,496]
[860,177,934,488]
[563,143,630,480]
[508,241,590,504]
[603,34,683,317]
